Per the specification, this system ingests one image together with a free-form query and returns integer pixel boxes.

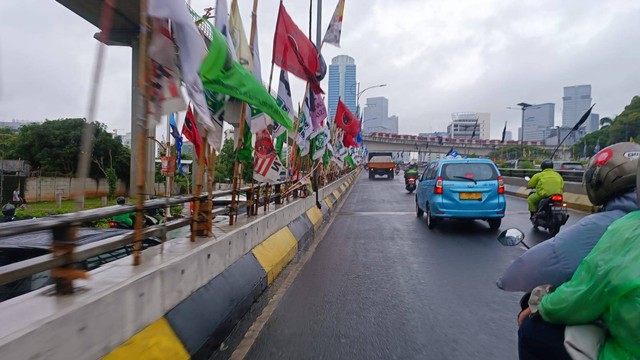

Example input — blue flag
[594,141,600,154]
[169,114,184,174]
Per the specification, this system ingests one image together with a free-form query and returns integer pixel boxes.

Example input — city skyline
[328,55,357,121]
[1,1,639,141]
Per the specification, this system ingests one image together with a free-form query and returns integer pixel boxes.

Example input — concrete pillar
[129,38,157,198]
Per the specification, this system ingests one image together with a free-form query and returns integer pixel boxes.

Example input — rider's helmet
[540,159,554,170]
[584,142,640,206]
[116,196,126,205]
[2,203,16,217]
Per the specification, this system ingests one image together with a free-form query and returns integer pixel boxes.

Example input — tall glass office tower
[328,55,357,121]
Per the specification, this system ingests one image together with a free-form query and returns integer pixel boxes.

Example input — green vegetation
[572,96,640,156]
[4,118,130,183]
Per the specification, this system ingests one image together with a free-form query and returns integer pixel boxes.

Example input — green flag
[237,124,253,165]
[276,131,287,161]
[199,27,293,131]
[345,154,355,170]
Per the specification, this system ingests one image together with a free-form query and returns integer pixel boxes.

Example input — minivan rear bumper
[431,204,506,219]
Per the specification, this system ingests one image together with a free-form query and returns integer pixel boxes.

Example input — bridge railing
[0,180,300,296]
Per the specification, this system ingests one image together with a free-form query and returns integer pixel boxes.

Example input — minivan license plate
[460,192,481,200]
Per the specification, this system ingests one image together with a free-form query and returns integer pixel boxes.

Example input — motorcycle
[405,177,417,193]
[525,177,569,236]
[395,167,400,175]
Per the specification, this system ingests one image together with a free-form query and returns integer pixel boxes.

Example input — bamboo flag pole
[207,147,216,237]
[191,129,207,241]
[229,104,247,226]
[133,0,150,265]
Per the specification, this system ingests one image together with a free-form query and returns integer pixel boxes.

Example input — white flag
[297,98,312,156]
[273,69,294,138]
[253,129,284,183]
[148,19,186,117]
[215,0,237,60]
[322,0,345,47]
[148,0,221,150]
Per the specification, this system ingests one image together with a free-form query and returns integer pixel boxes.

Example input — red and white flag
[253,129,283,183]
[148,19,186,117]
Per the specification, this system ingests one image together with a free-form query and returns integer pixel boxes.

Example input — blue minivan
[415,158,506,229]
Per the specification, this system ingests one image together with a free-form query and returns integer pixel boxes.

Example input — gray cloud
[1,0,639,140]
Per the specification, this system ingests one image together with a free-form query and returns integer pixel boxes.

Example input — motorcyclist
[498,142,640,293]
[404,162,419,185]
[0,203,16,223]
[527,159,564,219]
[111,196,135,228]
[518,207,640,359]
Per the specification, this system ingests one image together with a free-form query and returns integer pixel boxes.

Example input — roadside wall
[0,171,360,360]
[25,177,127,202]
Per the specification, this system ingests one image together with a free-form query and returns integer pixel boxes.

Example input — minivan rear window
[441,163,498,181]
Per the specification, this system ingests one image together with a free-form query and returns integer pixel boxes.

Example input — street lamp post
[508,103,532,157]
[351,83,387,133]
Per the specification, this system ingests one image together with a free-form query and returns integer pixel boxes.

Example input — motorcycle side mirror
[524,176,531,181]
[497,228,525,247]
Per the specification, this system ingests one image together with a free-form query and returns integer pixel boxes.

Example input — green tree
[0,128,17,159]
[12,118,130,182]
[599,117,614,128]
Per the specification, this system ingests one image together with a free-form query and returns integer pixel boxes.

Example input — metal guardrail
[0,182,287,290]
[498,169,584,183]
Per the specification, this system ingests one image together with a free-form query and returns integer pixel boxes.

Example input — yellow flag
[630,137,635,143]
[229,0,253,71]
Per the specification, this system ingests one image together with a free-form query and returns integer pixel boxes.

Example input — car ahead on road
[552,161,585,171]
[415,158,506,230]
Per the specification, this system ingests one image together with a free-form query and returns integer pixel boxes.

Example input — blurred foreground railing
[0,180,298,295]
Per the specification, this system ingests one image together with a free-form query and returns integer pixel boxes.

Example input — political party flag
[335,99,360,136]
[308,89,327,131]
[572,104,596,132]
[253,129,283,183]
[148,19,185,117]
[215,0,237,60]
[148,0,219,149]
[169,114,184,174]
[182,105,203,159]
[199,26,293,131]
[297,97,313,156]
[501,121,507,143]
[273,69,294,138]
[322,0,345,47]
[272,3,323,94]
[229,0,253,70]
[246,28,272,133]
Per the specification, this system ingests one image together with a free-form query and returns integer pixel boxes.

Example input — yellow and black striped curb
[104,171,360,359]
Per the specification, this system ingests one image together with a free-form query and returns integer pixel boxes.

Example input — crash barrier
[0,170,360,360]
[502,176,594,212]
[498,168,584,183]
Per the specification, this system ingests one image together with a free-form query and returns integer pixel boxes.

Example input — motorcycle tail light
[108,221,117,228]
[434,176,443,194]
[408,178,415,183]
[551,194,563,202]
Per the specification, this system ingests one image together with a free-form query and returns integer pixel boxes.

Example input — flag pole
[248,0,261,216]
[230,104,247,226]
[131,0,151,265]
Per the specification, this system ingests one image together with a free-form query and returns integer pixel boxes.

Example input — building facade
[447,112,490,139]
[523,103,554,141]
[328,55,357,121]
[362,97,399,134]
[562,85,592,128]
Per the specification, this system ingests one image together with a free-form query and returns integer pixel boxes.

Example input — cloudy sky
[1,0,640,140]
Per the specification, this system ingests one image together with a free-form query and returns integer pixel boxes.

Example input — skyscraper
[328,55,357,121]
[523,103,554,141]
[562,85,592,128]
[362,97,399,134]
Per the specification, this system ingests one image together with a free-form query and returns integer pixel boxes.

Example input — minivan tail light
[434,176,443,194]
[551,194,563,202]
[497,176,504,194]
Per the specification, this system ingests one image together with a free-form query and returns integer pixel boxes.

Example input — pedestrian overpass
[363,132,547,158]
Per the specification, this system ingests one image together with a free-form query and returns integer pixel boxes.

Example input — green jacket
[528,168,564,197]
[112,212,135,227]
[539,210,640,359]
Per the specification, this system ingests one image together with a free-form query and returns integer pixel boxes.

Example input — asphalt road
[238,171,586,360]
